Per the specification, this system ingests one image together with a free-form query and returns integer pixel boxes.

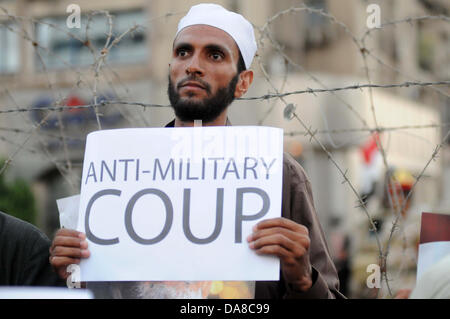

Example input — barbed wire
[284,123,450,136]
[0,80,447,115]
[241,81,449,100]
[255,4,449,298]
[361,14,450,42]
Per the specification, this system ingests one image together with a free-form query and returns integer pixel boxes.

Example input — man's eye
[210,52,223,60]
[177,49,189,57]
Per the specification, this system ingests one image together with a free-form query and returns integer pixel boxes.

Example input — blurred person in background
[380,169,420,295]
[351,168,420,298]
[0,211,64,286]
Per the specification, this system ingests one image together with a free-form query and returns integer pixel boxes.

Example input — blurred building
[0,0,448,297]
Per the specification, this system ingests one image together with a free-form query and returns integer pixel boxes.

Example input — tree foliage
[0,164,36,225]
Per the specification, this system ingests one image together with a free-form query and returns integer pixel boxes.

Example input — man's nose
[185,54,204,76]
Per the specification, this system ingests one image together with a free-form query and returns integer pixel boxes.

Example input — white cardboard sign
[77,127,283,281]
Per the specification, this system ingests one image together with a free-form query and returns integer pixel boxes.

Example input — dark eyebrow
[173,41,231,53]
[173,42,193,52]
[204,44,230,55]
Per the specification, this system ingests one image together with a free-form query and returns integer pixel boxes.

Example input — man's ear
[234,70,254,98]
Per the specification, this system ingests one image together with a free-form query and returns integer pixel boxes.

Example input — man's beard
[168,73,239,123]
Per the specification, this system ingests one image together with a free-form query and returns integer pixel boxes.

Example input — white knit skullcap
[176,3,257,69]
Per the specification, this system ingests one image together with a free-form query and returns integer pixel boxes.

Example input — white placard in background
[77,127,283,281]
[0,287,93,299]
[57,194,80,229]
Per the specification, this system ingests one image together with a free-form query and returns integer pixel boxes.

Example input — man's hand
[247,217,313,292]
[49,228,90,280]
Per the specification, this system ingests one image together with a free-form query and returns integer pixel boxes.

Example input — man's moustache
[177,77,211,93]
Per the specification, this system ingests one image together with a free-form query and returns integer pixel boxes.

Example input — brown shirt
[254,153,344,298]
[165,119,344,299]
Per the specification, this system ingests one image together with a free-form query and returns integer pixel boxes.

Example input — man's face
[168,25,242,123]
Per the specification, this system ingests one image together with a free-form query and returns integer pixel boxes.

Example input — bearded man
[50,3,344,299]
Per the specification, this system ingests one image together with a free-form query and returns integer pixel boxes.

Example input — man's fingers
[52,246,90,259]
[254,217,308,235]
[50,256,81,269]
[248,227,306,243]
[247,227,298,241]
[253,244,292,260]
[52,236,87,249]
[249,233,308,259]
[51,229,86,251]
[250,233,295,251]
[54,228,85,238]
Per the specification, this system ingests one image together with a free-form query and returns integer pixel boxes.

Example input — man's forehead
[173,25,239,54]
